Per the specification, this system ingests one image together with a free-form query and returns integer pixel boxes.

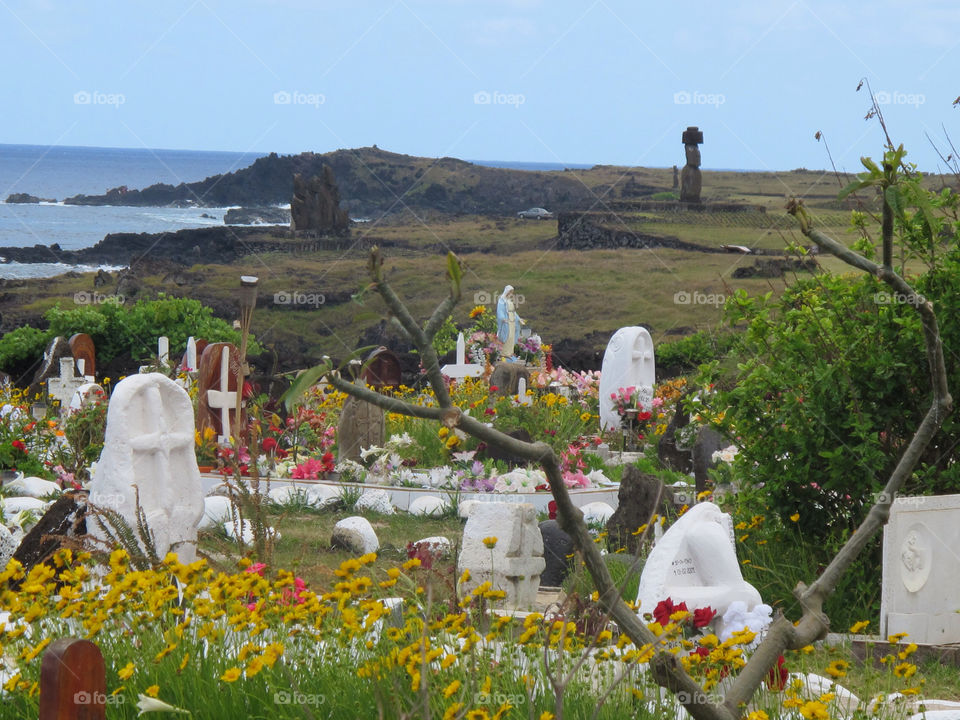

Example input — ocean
[0,144,591,279]
[0,144,267,278]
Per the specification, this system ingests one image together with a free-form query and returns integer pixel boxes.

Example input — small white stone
[2,497,49,516]
[412,536,452,557]
[409,495,449,517]
[199,496,233,531]
[580,501,615,524]
[355,489,395,515]
[0,525,18,566]
[332,516,379,555]
[5,475,61,499]
[223,519,280,545]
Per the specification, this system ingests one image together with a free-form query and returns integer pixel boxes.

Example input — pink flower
[245,562,267,576]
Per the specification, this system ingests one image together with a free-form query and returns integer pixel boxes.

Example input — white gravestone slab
[441,332,483,381]
[881,494,960,644]
[599,327,656,432]
[516,377,532,406]
[185,337,197,373]
[89,373,204,562]
[636,502,761,626]
[457,501,545,611]
[68,382,104,413]
[158,336,169,366]
[47,357,86,414]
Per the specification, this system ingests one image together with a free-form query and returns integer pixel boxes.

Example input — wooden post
[39,638,106,720]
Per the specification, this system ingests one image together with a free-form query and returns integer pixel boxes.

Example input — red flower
[489,386,499,392]
[261,437,278,453]
[484,408,497,416]
[652,598,688,626]
[11,440,26,453]
[766,655,788,691]
[689,646,710,659]
[548,500,557,520]
[692,606,717,629]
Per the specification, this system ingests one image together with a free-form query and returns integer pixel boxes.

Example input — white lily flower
[136,694,190,715]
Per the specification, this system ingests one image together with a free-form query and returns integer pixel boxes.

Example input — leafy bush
[0,295,255,375]
[656,329,737,374]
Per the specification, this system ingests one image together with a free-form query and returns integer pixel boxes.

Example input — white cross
[185,337,197,372]
[158,337,170,366]
[516,377,533,406]
[47,357,86,414]
[441,332,483,381]
[205,346,238,444]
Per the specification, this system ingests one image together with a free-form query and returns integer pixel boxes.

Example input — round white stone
[411,536,452,557]
[199,495,233,530]
[6,475,61,499]
[580,501,615,524]
[355,489,395,515]
[409,495,449,517]
[331,516,379,555]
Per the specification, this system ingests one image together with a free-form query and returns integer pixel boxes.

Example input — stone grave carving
[88,373,203,562]
[881,494,960,644]
[598,326,655,432]
[47,358,86,415]
[337,389,386,464]
[458,501,545,611]
[636,502,761,632]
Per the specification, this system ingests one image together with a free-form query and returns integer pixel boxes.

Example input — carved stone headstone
[291,166,350,236]
[29,336,71,400]
[489,362,530,396]
[88,373,204,562]
[606,465,675,554]
[658,388,695,474]
[881,494,960,644]
[539,519,574,587]
[68,383,104,413]
[337,392,386,463]
[458,501,545,611]
[196,342,244,442]
[636,502,761,627]
[693,427,727,492]
[361,346,402,389]
[598,327,655,432]
[68,333,96,380]
[680,126,704,204]
[48,358,86,415]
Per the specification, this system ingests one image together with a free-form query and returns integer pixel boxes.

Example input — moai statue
[680,126,704,204]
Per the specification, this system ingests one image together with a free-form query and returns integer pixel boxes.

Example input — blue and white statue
[496,285,525,358]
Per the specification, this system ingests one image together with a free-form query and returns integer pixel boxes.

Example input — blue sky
[2,0,958,171]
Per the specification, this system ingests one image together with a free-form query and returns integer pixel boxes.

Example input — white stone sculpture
[441,332,483,381]
[636,502,761,629]
[332,516,380,555]
[598,327,656,432]
[47,358,86,415]
[457,501,545,611]
[89,373,204,562]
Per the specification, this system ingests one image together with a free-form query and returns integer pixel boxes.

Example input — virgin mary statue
[496,285,524,358]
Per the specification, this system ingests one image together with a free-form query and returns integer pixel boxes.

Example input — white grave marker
[516,376,532,406]
[599,327,656,431]
[47,357,86,414]
[881,494,960,644]
[441,332,483,381]
[158,336,170,366]
[457,501,545,611]
[636,502,761,631]
[185,337,197,372]
[206,345,238,444]
[89,373,204,562]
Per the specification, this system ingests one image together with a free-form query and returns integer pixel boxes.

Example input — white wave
[0,262,127,279]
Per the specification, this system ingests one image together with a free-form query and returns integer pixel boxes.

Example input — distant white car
[517,207,554,220]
